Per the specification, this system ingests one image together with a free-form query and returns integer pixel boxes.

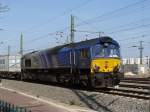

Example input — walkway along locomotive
[21,36,123,87]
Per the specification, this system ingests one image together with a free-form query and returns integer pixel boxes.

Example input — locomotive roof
[72,36,119,47]
[45,36,119,52]
[23,36,119,56]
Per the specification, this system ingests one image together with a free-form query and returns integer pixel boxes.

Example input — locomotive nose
[91,58,121,73]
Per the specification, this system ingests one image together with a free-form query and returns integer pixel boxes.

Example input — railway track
[98,77,149,100]
[96,88,150,100]
[121,80,150,84]
[119,83,150,89]
[2,77,150,100]
[123,77,150,81]
[120,77,150,89]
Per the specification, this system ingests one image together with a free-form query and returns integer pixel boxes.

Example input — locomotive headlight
[93,65,100,72]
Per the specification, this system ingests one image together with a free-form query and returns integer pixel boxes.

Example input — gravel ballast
[1,79,149,112]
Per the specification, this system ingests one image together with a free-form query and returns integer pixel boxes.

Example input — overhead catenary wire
[3,0,150,56]
[73,0,150,44]
[74,29,150,45]
[76,0,149,27]
[74,16,150,40]
[74,16,99,30]
[22,0,93,34]
[18,0,94,47]
[24,26,70,45]
[82,3,150,26]
[102,17,150,32]
[107,23,150,34]
[15,1,150,39]
[21,0,149,38]
[118,33,150,42]
[75,23,150,35]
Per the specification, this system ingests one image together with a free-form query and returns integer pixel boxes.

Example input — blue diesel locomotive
[21,36,123,87]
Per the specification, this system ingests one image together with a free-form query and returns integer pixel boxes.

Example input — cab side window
[25,59,31,67]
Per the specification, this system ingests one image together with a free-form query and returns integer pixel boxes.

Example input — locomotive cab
[91,44,121,73]
[90,37,122,87]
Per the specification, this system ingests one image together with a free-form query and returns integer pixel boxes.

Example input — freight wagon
[0,54,21,78]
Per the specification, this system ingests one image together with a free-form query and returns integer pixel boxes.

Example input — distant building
[122,57,150,74]
[122,57,150,68]
[0,54,21,72]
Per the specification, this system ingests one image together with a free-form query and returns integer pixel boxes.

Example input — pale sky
[0,0,150,58]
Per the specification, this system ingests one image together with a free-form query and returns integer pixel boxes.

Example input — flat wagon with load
[0,54,21,78]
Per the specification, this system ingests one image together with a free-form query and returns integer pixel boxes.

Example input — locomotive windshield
[92,44,120,58]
